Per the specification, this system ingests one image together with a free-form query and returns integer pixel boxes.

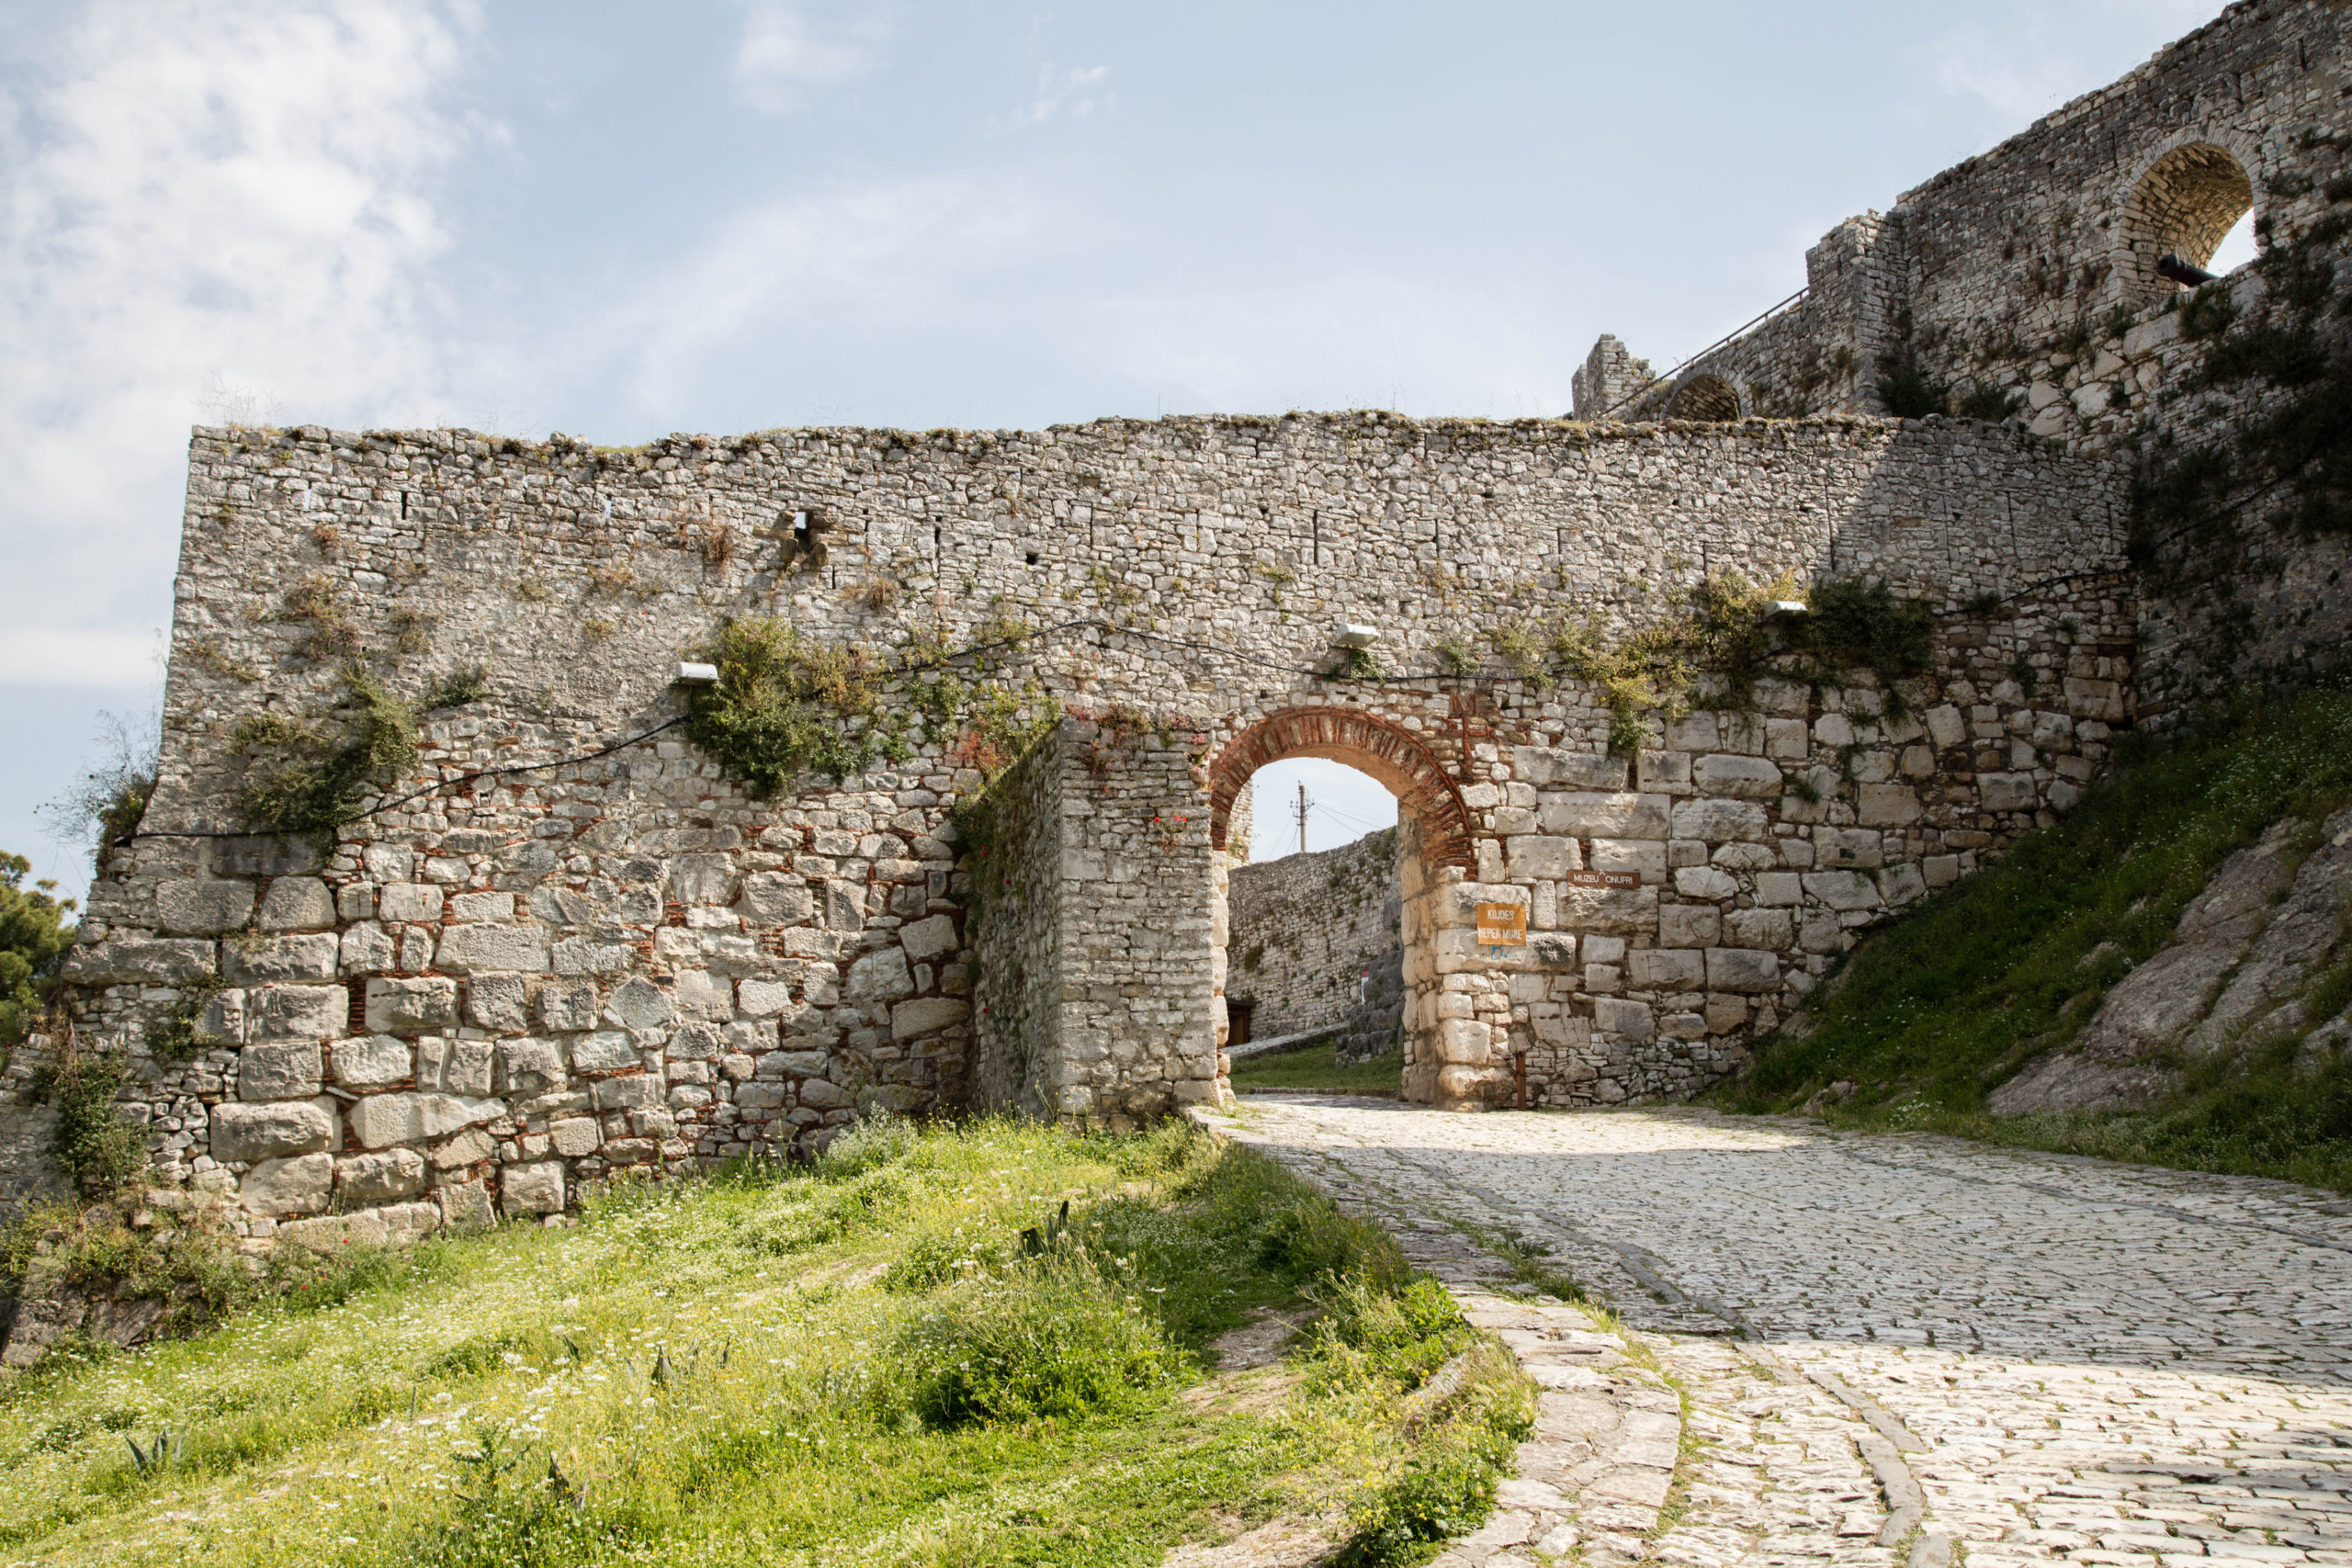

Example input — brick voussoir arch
[1209,705,1476,869]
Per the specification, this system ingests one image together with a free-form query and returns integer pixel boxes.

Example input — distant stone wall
[1227,829,1402,1042]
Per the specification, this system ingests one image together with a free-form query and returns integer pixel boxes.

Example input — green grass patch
[1714,682,2352,1193]
[1230,1043,1404,1097]
[0,1116,1532,1566]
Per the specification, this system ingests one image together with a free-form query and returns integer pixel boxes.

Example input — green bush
[232,667,417,832]
[887,1258,1182,1428]
[0,852,74,1045]
[814,1106,919,1179]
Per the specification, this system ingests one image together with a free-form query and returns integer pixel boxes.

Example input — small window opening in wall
[1024,550,1038,565]
[791,510,811,547]
[1668,373,1740,422]
[2126,142,2256,300]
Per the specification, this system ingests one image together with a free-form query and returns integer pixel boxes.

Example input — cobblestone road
[1201,1096,2352,1568]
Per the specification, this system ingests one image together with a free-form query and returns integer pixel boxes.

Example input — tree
[0,852,75,1044]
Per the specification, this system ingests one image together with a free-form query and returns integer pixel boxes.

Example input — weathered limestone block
[1979,773,2040,812]
[1539,793,1670,840]
[1705,948,1781,994]
[1724,908,1794,949]
[1507,836,1582,879]
[239,1042,323,1100]
[900,914,958,962]
[1516,748,1628,790]
[571,1031,637,1072]
[1592,997,1655,1041]
[736,873,814,926]
[258,877,336,931]
[340,922,396,975]
[156,879,256,935]
[335,1147,426,1205]
[449,891,514,923]
[846,947,913,1004]
[367,976,458,1035]
[225,934,341,985]
[209,1100,336,1162]
[417,1037,494,1097]
[1672,866,1737,901]
[1690,754,1782,799]
[378,883,444,923]
[331,1034,411,1088]
[283,1202,441,1250]
[435,924,550,975]
[347,1092,505,1149]
[1856,784,1923,827]
[1560,884,1658,935]
[66,938,217,985]
[1802,871,1882,911]
[1658,905,1722,948]
[538,980,599,1032]
[241,1153,334,1216]
[893,997,970,1040]
[1669,798,1770,843]
[1627,949,1704,988]
[497,1037,568,1098]
[603,976,673,1031]
[466,973,531,1033]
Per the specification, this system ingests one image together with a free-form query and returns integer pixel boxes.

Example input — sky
[0,0,2240,897]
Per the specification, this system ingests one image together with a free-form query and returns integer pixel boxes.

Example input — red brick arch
[1209,706,1475,869]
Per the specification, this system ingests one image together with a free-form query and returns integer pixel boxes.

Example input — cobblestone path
[1199,1096,2352,1568]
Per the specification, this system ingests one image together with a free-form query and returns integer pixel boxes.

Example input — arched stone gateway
[1207,705,1473,868]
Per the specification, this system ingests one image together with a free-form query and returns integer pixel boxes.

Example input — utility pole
[1295,783,1311,855]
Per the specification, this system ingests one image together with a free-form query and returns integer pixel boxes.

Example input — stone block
[330,1034,411,1088]
[242,1153,334,1216]
[1435,1017,1493,1065]
[737,873,815,926]
[497,1037,568,1098]
[440,1180,495,1232]
[156,879,256,935]
[1922,854,1962,888]
[571,1031,638,1072]
[1815,828,1884,870]
[845,947,913,1004]
[899,914,958,962]
[668,853,739,906]
[66,937,219,986]
[736,979,795,1018]
[603,976,673,1031]
[367,976,458,1035]
[466,973,530,1033]
[550,1117,602,1156]
[1560,884,1658,935]
[1691,753,1782,799]
[1668,798,1770,843]
[1664,713,1718,752]
[1706,948,1781,994]
[1856,784,1923,827]
[1672,866,1737,901]
[1803,871,1882,911]
[502,1162,566,1217]
[1517,747,1627,790]
[435,924,550,975]
[1591,997,1655,1042]
[893,996,970,1040]
[1979,773,2040,812]
[434,1127,495,1169]
[1763,718,1809,761]
[1724,908,1793,950]
[417,1037,494,1097]
[258,876,336,931]
[1705,993,1750,1033]
[1589,839,1666,882]
[1923,704,1967,750]
[339,922,396,976]
[1626,948,1704,989]
[449,890,514,923]
[538,980,599,1032]
[1658,904,1722,948]
[239,1041,323,1100]
[1506,836,1581,879]
[335,1147,426,1205]
[666,1021,724,1059]
[378,883,445,924]
[1538,792,1669,840]
[225,934,342,985]
[1636,750,1692,794]
[210,1099,336,1162]
[592,1074,658,1111]
[347,1091,505,1149]
[1879,863,1928,908]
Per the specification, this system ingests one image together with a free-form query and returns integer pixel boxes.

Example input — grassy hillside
[0,1119,1532,1567]
[1716,682,2352,1193]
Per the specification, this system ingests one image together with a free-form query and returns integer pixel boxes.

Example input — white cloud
[1928,2,2228,129]
[730,1,896,114]
[0,0,477,671]
[1009,63,1112,127]
[593,175,1045,412]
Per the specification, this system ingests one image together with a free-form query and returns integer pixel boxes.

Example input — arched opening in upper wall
[1668,374,1741,423]
[2123,141,2256,301]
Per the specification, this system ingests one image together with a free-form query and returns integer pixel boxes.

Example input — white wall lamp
[674,661,719,684]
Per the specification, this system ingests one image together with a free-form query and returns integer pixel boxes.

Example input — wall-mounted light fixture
[1334,623,1380,649]
[1764,601,1808,618]
[674,661,719,684]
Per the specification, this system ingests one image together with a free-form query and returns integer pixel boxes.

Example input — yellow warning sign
[1475,903,1527,946]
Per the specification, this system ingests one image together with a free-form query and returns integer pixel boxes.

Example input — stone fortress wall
[19,0,2342,1236]
[1581,0,2352,718]
[1227,829,1404,1049]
